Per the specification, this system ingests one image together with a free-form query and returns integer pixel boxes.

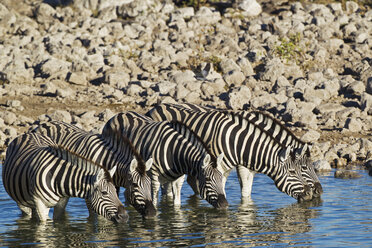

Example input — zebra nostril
[216,194,228,209]
[313,182,323,197]
[143,200,157,218]
[115,205,128,223]
[297,185,313,202]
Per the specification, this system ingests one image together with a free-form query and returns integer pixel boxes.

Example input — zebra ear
[145,158,153,171]
[129,158,138,173]
[216,153,224,172]
[95,168,106,185]
[108,165,117,178]
[280,146,291,162]
[301,144,308,156]
[202,154,211,169]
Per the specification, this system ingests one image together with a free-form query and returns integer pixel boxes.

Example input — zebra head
[88,166,128,223]
[275,146,313,203]
[124,158,156,218]
[294,144,323,198]
[198,153,228,209]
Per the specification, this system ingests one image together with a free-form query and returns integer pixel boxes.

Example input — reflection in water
[2,170,370,247]
[0,186,321,247]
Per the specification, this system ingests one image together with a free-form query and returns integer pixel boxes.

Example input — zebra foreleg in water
[2,132,128,223]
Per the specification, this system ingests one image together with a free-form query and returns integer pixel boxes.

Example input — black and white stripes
[2,132,127,222]
[32,121,156,218]
[147,103,320,202]
[102,111,228,209]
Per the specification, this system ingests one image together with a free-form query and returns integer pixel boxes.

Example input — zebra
[101,111,228,209]
[2,132,128,223]
[32,121,156,218]
[147,103,315,202]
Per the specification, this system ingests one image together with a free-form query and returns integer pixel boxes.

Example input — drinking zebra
[147,103,315,202]
[32,121,156,218]
[101,111,228,209]
[2,132,128,223]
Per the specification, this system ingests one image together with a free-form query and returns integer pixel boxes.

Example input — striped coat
[147,103,315,202]
[2,132,127,222]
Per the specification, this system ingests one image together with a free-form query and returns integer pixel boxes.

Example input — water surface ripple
[0,165,371,247]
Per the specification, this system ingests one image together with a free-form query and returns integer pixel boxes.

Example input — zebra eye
[102,190,109,196]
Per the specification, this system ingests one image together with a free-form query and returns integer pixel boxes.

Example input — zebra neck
[51,148,103,198]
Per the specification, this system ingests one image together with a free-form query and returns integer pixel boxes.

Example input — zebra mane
[168,121,218,167]
[250,110,308,145]
[50,144,114,182]
[111,128,148,175]
[223,110,303,152]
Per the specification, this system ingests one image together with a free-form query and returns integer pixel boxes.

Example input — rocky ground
[0,0,371,176]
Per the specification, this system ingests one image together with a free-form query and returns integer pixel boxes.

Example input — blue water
[0,164,371,247]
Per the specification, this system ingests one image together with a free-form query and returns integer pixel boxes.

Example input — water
[0,164,371,247]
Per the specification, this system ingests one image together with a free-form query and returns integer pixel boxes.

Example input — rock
[313,160,332,172]
[40,58,70,79]
[126,83,144,96]
[223,70,245,86]
[237,57,254,76]
[328,3,343,15]
[334,170,361,179]
[56,87,74,98]
[34,3,58,24]
[316,103,345,114]
[301,129,321,143]
[84,54,105,72]
[360,93,372,112]
[220,59,241,74]
[194,7,221,25]
[6,100,23,110]
[98,108,116,122]
[156,81,176,95]
[238,0,262,16]
[66,72,88,86]
[175,84,190,100]
[260,58,284,83]
[228,86,251,110]
[345,1,359,14]
[104,71,130,89]
[346,81,365,95]
[171,70,195,85]
[78,110,98,127]
[344,117,362,132]
[48,110,72,123]
[0,111,17,125]
[332,157,348,168]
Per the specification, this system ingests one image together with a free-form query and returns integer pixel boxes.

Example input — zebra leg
[172,175,185,207]
[151,176,161,208]
[17,203,32,217]
[237,165,255,198]
[34,198,51,222]
[161,182,173,200]
[187,175,200,196]
[53,197,69,219]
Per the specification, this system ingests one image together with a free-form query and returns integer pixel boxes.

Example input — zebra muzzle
[313,182,323,198]
[142,200,157,218]
[297,185,313,203]
[213,194,228,209]
[113,205,128,223]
